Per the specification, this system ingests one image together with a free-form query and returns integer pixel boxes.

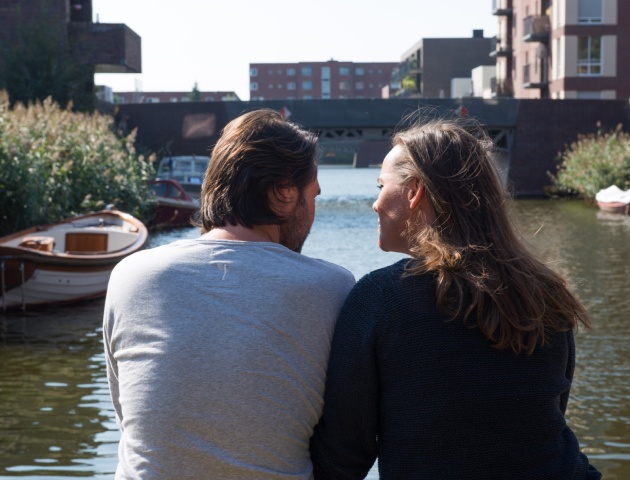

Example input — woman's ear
[408,179,424,210]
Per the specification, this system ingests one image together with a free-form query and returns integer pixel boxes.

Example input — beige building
[491,0,630,99]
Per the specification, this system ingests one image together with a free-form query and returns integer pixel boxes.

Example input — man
[103,109,356,479]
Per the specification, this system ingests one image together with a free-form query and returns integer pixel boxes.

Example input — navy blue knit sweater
[310,259,601,480]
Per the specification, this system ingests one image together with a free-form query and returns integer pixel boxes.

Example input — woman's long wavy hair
[393,114,591,354]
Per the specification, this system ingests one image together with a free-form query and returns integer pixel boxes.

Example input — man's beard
[278,193,312,253]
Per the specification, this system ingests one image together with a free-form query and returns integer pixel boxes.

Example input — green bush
[552,124,630,201]
[0,91,156,236]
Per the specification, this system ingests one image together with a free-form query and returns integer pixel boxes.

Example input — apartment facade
[389,30,495,98]
[491,0,630,99]
[249,61,397,100]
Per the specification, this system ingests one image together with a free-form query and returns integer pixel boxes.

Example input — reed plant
[552,124,630,201]
[0,91,155,236]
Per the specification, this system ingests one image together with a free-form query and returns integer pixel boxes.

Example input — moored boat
[0,210,148,311]
[595,185,630,215]
[155,155,210,199]
[148,178,199,230]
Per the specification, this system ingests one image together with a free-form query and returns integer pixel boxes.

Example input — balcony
[523,15,550,43]
[492,0,512,16]
[390,59,421,85]
[490,77,514,98]
[523,63,548,89]
[489,36,512,58]
[69,23,142,73]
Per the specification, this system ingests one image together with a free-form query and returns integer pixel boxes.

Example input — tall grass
[0,91,155,236]
[552,124,630,201]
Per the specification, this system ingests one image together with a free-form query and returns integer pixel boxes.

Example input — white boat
[595,185,630,215]
[0,210,148,311]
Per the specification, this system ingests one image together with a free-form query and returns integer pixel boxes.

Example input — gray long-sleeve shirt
[104,239,355,480]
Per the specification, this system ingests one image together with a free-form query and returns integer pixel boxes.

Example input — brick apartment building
[388,30,495,98]
[491,0,630,99]
[113,91,240,104]
[0,0,141,97]
[249,61,397,100]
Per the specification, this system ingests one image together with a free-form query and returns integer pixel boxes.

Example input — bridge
[115,97,629,196]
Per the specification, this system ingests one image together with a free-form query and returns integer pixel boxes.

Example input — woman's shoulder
[360,258,433,287]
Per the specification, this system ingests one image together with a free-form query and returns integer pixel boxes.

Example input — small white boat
[0,210,148,311]
[595,185,630,215]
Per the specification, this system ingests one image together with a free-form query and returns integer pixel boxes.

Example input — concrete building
[388,30,495,98]
[0,0,141,97]
[490,0,630,99]
[114,91,240,104]
[249,61,397,100]
[472,65,497,98]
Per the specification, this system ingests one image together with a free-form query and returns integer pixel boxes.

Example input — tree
[0,14,95,112]
[189,82,201,102]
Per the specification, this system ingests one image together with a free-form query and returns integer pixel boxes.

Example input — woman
[309,116,601,479]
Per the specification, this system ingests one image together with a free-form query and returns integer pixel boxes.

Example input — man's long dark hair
[197,109,318,233]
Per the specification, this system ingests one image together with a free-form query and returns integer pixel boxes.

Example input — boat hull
[597,201,630,215]
[0,210,148,311]
[149,178,199,230]
[154,198,198,230]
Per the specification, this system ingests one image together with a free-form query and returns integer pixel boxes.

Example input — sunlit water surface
[1,166,628,478]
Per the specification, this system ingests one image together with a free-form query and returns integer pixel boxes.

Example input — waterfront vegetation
[552,124,630,200]
[0,91,156,236]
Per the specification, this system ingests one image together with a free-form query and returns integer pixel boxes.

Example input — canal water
[1,166,628,479]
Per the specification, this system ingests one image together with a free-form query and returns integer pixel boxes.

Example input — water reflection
[0,301,116,479]
[514,200,630,478]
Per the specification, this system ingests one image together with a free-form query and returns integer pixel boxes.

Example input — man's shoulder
[299,254,354,279]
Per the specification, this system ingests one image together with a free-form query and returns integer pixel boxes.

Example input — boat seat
[65,232,108,253]
[19,236,55,252]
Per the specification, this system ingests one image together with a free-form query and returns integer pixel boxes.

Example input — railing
[523,15,551,42]
[523,63,548,88]
[492,0,512,15]
[490,36,512,57]
[491,77,514,97]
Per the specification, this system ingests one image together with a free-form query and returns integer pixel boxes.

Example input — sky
[93,0,498,101]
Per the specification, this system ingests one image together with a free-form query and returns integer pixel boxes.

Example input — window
[302,81,313,90]
[287,82,296,90]
[268,69,274,75]
[355,67,365,76]
[301,66,312,76]
[578,0,602,23]
[577,36,601,75]
[303,95,313,100]
[339,81,350,91]
[268,84,274,89]
[250,68,258,77]
[339,67,350,76]
[355,82,365,90]
[287,68,296,76]
[250,82,259,91]
[577,91,602,99]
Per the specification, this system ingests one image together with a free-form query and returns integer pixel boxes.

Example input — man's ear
[408,179,424,210]
[270,186,298,215]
